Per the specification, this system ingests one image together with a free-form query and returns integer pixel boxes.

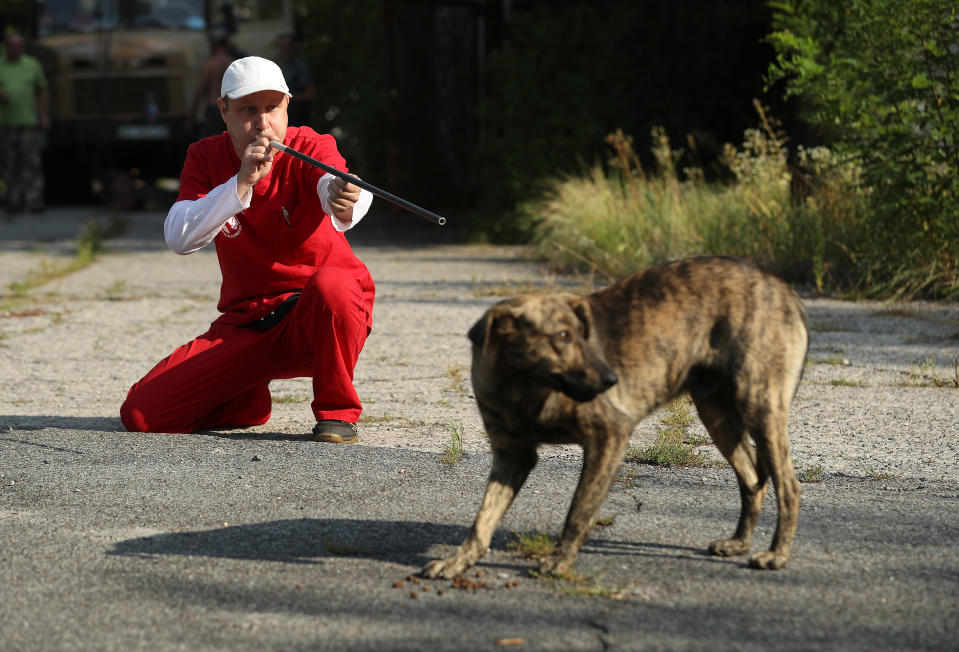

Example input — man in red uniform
[121,56,374,444]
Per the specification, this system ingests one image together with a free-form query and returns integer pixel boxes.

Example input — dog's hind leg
[691,393,769,558]
[747,409,801,570]
[422,445,537,579]
[539,429,631,576]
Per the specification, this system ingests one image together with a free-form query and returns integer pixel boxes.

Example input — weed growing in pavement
[945,359,959,388]
[798,465,825,483]
[875,305,922,319]
[905,357,959,388]
[813,356,849,366]
[617,465,639,488]
[904,360,932,387]
[1,216,126,312]
[659,398,695,429]
[828,378,867,387]
[445,363,470,396]
[685,433,712,447]
[625,397,718,468]
[440,421,464,464]
[472,279,551,297]
[507,530,558,560]
[177,288,216,303]
[865,467,902,481]
[273,394,310,404]
[809,320,851,333]
[358,414,395,425]
[102,279,128,297]
[6,256,91,302]
[538,568,632,599]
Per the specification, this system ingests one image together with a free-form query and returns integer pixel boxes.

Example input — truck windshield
[36,0,207,35]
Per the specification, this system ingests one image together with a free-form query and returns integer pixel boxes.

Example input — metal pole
[269,140,446,226]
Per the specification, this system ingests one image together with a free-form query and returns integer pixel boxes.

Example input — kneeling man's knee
[305,269,363,316]
[120,391,149,433]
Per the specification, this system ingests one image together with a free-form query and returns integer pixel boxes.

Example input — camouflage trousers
[0,126,46,212]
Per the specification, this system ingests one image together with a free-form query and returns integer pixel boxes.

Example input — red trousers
[120,268,374,433]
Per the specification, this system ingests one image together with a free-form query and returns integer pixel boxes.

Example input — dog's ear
[566,295,593,339]
[468,309,497,349]
[469,305,519,350]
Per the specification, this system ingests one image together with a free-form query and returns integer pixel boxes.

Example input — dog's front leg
[539,430,630,576]
[422,446,537,579]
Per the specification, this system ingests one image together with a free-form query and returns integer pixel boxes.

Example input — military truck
[29,0,292,205]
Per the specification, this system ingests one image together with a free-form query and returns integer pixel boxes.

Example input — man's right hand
[236,136,275,198]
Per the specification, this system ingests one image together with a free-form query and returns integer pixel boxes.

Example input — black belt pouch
[240,292,301,332]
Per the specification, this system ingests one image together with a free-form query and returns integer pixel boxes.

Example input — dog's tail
[791,295,811,401]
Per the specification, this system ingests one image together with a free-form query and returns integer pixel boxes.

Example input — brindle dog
[423,256,809,579]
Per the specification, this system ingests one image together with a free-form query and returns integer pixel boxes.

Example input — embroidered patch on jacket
[221,215,243,238]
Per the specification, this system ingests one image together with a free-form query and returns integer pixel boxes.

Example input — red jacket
[176,126,374,325]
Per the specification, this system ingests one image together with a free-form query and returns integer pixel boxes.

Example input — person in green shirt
[0,31,50,215]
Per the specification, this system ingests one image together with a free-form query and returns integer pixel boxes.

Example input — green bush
[766,0,959,299]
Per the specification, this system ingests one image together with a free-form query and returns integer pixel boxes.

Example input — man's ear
[566,295,592,339]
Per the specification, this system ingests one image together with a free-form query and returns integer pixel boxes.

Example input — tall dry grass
[530,102,869,292]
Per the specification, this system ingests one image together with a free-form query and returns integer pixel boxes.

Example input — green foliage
[297,0,387,182]
[766,0,959,299]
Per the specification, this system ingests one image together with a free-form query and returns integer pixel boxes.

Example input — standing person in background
[121,56,375,444]
[189,28,235,139]
[0,31,50,215]
[276,33,316,126]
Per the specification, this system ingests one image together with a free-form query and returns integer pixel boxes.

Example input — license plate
[117,124,170,140]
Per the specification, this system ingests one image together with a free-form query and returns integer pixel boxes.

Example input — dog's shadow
[584,538,717,563]
[107,518,474,567]
[107,517,713,571]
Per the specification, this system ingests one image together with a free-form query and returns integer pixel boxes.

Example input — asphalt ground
[1,206,957,651]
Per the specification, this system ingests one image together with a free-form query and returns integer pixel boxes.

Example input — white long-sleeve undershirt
[164,173,373,255]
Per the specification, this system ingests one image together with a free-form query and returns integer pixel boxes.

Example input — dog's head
[468,293,618,402]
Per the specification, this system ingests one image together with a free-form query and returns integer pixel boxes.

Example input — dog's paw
[422,556,473,580]
[748,551,789,570]
[535,555,572,577]
[708,538,751,557]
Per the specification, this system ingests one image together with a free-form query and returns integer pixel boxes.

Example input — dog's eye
[557,330,570,340]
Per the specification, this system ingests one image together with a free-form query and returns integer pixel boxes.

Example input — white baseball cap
[220,56,291,99]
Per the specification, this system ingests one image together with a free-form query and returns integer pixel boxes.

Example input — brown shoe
[312,420,359,444]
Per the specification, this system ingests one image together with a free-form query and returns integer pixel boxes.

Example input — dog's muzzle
[600,369,619,388]
[554,366,618,402]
